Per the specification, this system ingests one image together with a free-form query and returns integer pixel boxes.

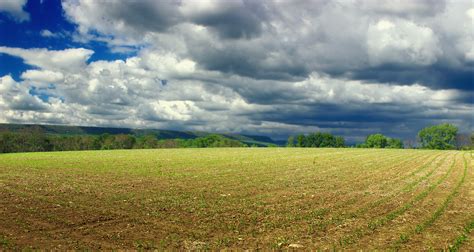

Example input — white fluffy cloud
[0,75,47,112]
[0,0,29,22]
[21,70,64,84]
[367,19,441,66]
[0,47,93,71]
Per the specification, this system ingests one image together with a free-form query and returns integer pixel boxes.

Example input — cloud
[180,0,269,39]
[39,29,66,38]
[21,70,65,84]
[0,1,472,140]
[0,75,47,111]
[0,0,29,22]
[0,47,93,71]
[62,0,182,44]
[0,46,471,140]
[359,0,446,17]
[367,19,441,66]
[40,29,55,37]
[60,0,473,91]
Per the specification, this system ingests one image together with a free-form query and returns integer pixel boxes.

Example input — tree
[185,134,246,148]
[113,134,136,149]
[356,143,367,148]
[319,133,335,147]
[296,134,305,147]
[286,136,295,147]
[135,134,158,149]
[387,138,403,149]
[335,136,345,148]
[365,134,388,148]
[362,133,403,149]
[0,131,15,153]
[305,133,322,147]
[418,123,458,150]
[292,132,345,148]
[18,126,52,152]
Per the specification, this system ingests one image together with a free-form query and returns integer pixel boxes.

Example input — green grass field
[0,148,472,250]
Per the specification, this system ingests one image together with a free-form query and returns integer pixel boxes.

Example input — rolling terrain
[0,148,472,249]
[0,123,283,147]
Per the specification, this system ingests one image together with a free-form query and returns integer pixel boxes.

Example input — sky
[0,0,472,142]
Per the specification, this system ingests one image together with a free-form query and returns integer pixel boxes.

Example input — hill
[0,123,280,147]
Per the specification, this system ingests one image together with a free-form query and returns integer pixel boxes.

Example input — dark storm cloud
[188,1,269,39]
[248,103,413,126]
[244,100,472,140]
[348,64,474,91]
[107,1,182,33]
[62,0,183,35]
[189,45,309,81]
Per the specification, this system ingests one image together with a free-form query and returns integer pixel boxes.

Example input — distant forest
[0,128,249,153]
[0,123,472,153]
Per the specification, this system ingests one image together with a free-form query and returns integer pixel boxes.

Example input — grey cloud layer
[0,46,470,140]
[63,0,474,90]
[0,0,472,140]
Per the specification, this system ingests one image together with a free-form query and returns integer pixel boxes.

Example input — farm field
[0,148,472,250]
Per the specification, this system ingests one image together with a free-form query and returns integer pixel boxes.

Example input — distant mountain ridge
[0,123,282,147]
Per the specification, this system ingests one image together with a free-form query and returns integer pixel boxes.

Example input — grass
[0,148,471,250]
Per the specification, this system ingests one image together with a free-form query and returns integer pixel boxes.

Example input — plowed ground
[0,148,472,250]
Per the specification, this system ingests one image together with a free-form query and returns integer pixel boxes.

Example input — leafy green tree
[99,133,114,150]
[135,134,158,149]
[0,131,15,153]
[362,133,403,149]
[387,138,403,149]
[365,134,388,148]
[305,133,321,147]
[335,136,345,147]
[113,134,136,149]
[296,134,305,147]
[320,133,336,147]
[356,143,367,148]
[186,134,246,148]
[418,123,458,150]
[292,132,345,148]
[286,136,295,147]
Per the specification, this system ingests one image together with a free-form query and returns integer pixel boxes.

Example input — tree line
[286,123,472,150]
[0,127,246,153]
[0,123,472,153]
